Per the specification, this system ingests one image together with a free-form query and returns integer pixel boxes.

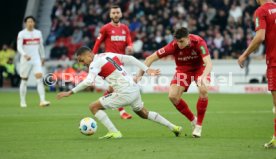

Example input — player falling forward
[238,0,276,148]
[57,47,182,139]
[92,5,133,119]
[17,16,50,107]
[137,27,212,138]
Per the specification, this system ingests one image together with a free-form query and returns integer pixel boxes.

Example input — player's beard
[111,17,120,24]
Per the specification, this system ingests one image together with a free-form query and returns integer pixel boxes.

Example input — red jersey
[156,34,209,72]
[92,22,132,54]
[254,2,276,67]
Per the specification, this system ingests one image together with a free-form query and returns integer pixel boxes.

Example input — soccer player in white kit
[17,16,50,107]
[57,47,182,139]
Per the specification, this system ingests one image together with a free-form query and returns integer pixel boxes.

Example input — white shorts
[20,62,43,78]
[99,90,144,112]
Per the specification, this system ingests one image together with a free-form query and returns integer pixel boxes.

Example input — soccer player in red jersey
[137,27,213,137]
[238,0,276,148]
[92,5,133,119]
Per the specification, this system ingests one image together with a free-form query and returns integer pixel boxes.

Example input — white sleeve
[71,62,101,93]
[39,31,45,59]
[17,32,27,56]
[117,54,148,72]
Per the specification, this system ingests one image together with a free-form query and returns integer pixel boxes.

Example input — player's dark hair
[24,16,36,23]
[75,46,91,56]
[110,4,121,11]
[174,27,189,39]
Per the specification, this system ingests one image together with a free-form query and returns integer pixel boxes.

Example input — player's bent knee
[168,95,179,105]
[35,73,43,79]
[199,88,208,98]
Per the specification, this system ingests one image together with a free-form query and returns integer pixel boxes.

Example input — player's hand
[133,76,142,83]
[238,55,246,68]
[41,59,46,66]
[146,68,160,76]
[126,46,133,55]
[56,91,73,100]
[24,55,31,61]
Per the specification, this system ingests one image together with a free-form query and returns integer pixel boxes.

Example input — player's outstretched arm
[238,29,265,68]
[197,55,212,86]
[56,91,73,100]
[137,52,160,77]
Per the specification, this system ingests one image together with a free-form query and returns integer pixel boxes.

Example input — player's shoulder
[189,34,204,41]
[120,23,129,29]
[102,23,112,30]
[33,29,42,34]
[18,29,27,35]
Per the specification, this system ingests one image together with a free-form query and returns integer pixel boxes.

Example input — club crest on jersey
[112,30,115,34]
[122,30,126,34]
[191,50,197,56]
[179,51,183,55]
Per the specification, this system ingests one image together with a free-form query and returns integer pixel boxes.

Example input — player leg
[33,64,50,107]
[104,86,132,119]
[192,70,210,138]
[19,62,32,107]
[89,99,122,139]
[264,67,276,148]
[169,73,197,126]
[131,94,182,137]
[94,78,130,120]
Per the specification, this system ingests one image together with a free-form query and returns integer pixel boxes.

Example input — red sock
[174,99,195,121]
[118,107,124,112]
[274,118,276,137]
[196,97,208,126]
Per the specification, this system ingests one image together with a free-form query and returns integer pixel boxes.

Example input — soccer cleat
[120,112,132,119]
[20,103,27,108]
[39,101,50,107]
[191,116,197,130]
[172,125,183,137]
[264,137,276,149]
[192,125,202,138]
[99,131,122,139]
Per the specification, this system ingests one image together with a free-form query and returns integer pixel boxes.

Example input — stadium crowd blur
[47,0,265,60]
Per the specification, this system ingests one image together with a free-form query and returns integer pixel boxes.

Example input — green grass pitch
[0,92,275,159]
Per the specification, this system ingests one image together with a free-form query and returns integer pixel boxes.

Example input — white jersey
[72,53,149,93]
[17,29,45,64]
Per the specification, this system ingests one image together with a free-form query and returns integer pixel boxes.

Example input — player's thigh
[99,92,134,110]
[130,92,144,112]
[168,84,186,100]
[20,62,32,79]
[33,63,43,79]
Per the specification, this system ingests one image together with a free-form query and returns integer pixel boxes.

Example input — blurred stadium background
[0,0,270,93]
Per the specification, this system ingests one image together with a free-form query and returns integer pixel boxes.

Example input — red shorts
[267,67,276,91]
[170,67,210,92]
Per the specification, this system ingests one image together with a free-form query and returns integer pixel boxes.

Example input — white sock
[119,109,126,115]
[95,110,118,132]
[36,78,45,102]
[148,111,175,130]
[20,80,27,104]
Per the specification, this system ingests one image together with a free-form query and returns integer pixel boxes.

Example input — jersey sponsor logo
[158,48,165,55]
[23,38,40,45]
[106,57,123,71]
[255,17,260,28]
[177,55,199,61]
[110,35,126,41]
[200,46,206,55]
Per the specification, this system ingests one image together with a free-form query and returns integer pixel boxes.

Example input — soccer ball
[79,117,97,136]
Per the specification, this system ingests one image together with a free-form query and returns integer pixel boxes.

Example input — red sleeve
[156,42,175,58]
[125,26,132,46]
[92,26,106,53]
[254,8,266,31]
[196,40,209,58]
